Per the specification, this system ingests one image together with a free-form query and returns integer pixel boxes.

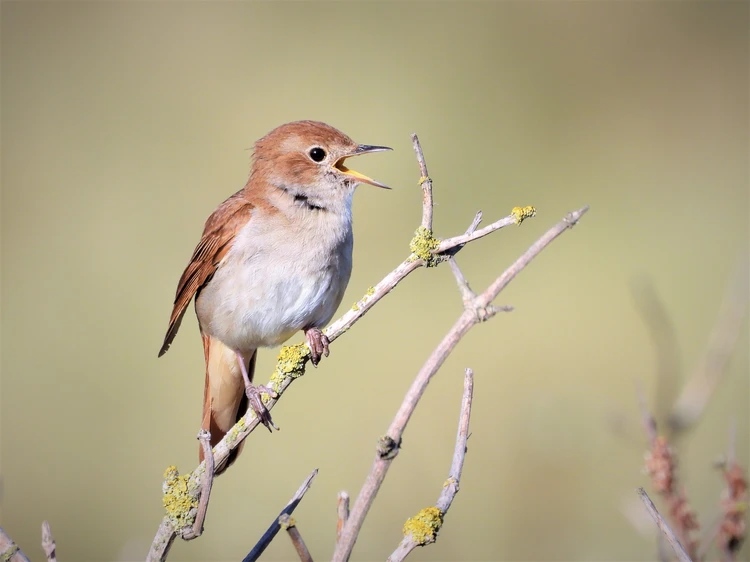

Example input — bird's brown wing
[158,190,254,357]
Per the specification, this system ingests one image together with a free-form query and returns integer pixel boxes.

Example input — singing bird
[159,121,391,471]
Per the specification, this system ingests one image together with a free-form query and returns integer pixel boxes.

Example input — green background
[2,2,748,561]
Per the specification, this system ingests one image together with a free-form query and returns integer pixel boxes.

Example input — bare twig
[41,521,57,562]
[278,515,313,562]
[669,253,749,432]
[182,431,214,540]
[411,133,433,231]
[336,492,350,544]
[242,469,318,562]
[637,488,694,562]
[388,368,475,562]
[334,206,588,562]
[0,527,30,562]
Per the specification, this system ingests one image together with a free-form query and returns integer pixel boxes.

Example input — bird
[159,120,391,472]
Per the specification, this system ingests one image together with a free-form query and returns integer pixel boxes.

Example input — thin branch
[333,206,588,562]
[411,133,433,231]
[183,431,214,539]
[242,469,318,562]
[0,527,31,562]
[278,515,313,562]
[669,253,749,432]
[637,488,694,562]
[41,521,57,562]
[388,368,475,562]
[336,492,350,544]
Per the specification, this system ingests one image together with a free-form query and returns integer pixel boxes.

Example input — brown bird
[159,120,390,472]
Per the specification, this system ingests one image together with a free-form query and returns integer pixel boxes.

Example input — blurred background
[2,2,748,561]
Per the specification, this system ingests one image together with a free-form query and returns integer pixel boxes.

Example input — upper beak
[334,144,392,189]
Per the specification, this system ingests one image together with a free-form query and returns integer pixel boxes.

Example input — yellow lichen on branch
[269,343,309,393]
[409,227,441,267]
[162,466,199,534]
[402,506,444,545]
[511,206,536,225]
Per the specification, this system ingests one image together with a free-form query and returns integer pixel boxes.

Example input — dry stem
[387,368,474,562]
[637,488,694,562]
[336,492,350,545]
[241,469,318,562]
[41,521,56,562]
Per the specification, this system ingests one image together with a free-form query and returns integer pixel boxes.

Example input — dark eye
[308,147,326,162]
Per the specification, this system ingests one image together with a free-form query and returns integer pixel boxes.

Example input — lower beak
[335,144,392,189]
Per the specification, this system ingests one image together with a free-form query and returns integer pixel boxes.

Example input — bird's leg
[304,327,330,367]
[236,351,278,432]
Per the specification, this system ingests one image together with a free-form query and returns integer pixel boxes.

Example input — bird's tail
[200,334,255,474]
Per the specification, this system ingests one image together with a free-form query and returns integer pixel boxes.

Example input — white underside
[195,197,353,355]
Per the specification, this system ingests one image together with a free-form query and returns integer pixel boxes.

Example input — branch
[411,133,433,231]
[41,521,57,562]
[278,515,313,562]
[0,527,30,562]
[637,488,694,562]
[242,469,318,562]
[669,253,749,432]
[336,492,350,544]
[387,368,474,562]
[181,431,214,540]
[333,206,588,562]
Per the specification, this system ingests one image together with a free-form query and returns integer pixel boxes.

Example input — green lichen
[1,545,19,562]
[351,286,378,312]
[403,506,444,545]
[409,227,441,267]
[351,302,360,311]
[366,286,375,297]
[163,465,198,531]
[269,343,309,393]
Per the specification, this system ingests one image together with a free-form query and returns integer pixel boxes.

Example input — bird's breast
[195,207,353,353]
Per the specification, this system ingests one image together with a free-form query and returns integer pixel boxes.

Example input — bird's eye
[308,147,326,162]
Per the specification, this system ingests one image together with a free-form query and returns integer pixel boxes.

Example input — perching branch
[637,488,694,562]
[387,368,474,562]
[147,131,586,560]
[242,469,318,562]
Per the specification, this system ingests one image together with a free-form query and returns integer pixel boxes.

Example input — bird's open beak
[334,144,392,189]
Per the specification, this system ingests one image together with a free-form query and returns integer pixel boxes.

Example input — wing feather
[158,190,254,356]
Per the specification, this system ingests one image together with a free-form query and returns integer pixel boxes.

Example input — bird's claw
[305,327,330,366]
[244,383,279,432]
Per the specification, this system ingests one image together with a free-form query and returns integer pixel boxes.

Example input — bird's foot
[244,383,279,432]
[305,327,330,367]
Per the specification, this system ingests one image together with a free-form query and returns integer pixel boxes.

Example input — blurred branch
[336,492,349,545]
[639,387,700,559]
[0,527,30,562]
[334,205,588,561]
[637,488,694,562]
[387,368,474,562]
[631,279,682,427]
[41,521,57,562]
[242,469,318,562]
[669,254,749,433]
[147,132,587,559]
